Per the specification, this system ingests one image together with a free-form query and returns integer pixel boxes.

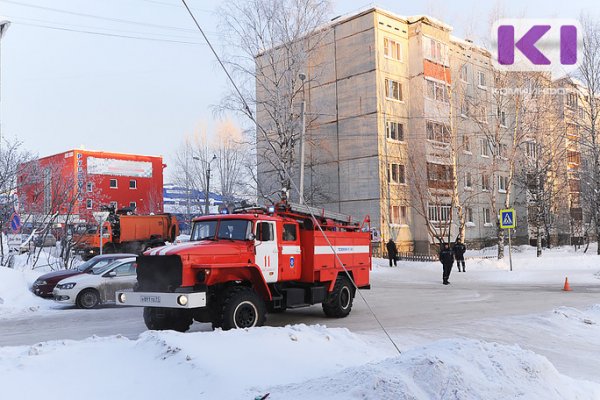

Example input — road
[2,270,599,348]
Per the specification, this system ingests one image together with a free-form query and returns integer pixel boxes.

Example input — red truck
[74,212,179,260]
[116,202,371,331]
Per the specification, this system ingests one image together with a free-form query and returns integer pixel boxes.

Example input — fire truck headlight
[177,295,188,306]
[117,293,126,303]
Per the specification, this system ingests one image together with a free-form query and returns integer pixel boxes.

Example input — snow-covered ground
[1,244,599,399]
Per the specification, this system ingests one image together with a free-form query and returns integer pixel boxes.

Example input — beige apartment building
[256,7,585,254]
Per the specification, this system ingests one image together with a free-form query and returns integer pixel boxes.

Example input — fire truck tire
[219,286,266,330]
[322,276,354,318]
[76,289,100,309]
[143,307,193,332]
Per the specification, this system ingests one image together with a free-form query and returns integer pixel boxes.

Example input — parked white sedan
[53,257,137,309]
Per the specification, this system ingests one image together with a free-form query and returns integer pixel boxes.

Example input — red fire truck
[116,202,371,331]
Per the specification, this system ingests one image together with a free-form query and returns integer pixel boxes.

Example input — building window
[383,37,402,61]
[497,143,508,158]
[130,179,137,189]
[465,172,472,189]
[427,163,453,183]
[86,182,93,192]
[476,106,488,123]
[423,36,448,65]
[86,199,92,209]
[498,108,507,126]
[428,204,452,223]
[388,163,406,184]
[526,141,538,159]
[566,93,578,108]
[466,207,474,223]
[477,70,486,87]
[385,78,403,101]
[463,134,471,152]
[480,138,491,157]
[426,79,449,103]
[426,120,451,143]
[110,179,118,188]
[481,174,490,191]
[386,121,404,141]
[483,208,491,225]
[498,175,508,193]
[460,98,469,116]
[391,205,408,225]
[460,64,468,82]
[129,201,137,208]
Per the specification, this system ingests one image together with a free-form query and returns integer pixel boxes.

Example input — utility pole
[298,72,306,204]
[205,154,217,215]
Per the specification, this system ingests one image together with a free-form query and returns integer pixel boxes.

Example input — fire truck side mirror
[247,233,256,241]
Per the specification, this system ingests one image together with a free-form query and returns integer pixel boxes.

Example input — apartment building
[256,7,584,253]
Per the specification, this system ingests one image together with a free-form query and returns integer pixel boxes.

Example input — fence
[392,252,498,263]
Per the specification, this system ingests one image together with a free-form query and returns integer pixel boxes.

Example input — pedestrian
[439,242,454,285]
[453,238,466,272]
[386,238,398,267]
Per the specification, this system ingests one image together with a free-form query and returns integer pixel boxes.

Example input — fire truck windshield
[190,219,252,241]
[191,220,217,241]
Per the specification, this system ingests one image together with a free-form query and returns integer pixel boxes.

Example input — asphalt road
[2,272,599,348]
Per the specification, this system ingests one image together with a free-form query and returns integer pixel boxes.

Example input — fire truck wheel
[76,289,100,309]
[322,276,354,318]
[220,286,266,330]
[143,307,193,332]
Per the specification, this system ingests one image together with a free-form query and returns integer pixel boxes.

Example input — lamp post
[298,72,306,204]
[0,20,11,149]
[204,155,217,215]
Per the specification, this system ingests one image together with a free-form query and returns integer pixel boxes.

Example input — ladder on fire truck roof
[285,202,357,225]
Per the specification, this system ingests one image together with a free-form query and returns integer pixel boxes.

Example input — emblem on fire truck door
[290,257,295,268]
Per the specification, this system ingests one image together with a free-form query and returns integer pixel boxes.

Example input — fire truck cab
[116,202,371,331]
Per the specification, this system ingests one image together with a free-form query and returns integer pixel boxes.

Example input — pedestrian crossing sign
[500,208,516,229]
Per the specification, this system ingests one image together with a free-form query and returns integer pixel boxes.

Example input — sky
[1,0,599,182]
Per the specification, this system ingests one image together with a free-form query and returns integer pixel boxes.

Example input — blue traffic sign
[500,208,516,229]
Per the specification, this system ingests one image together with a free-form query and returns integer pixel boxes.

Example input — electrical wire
[180,0,403,356]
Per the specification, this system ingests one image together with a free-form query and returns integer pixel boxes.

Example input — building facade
[256,7,585,253]
[18,149,164,224]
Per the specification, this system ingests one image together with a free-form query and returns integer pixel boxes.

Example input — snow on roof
[406,14,453,31]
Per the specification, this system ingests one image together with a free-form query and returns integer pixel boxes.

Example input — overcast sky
[1,0,598,182]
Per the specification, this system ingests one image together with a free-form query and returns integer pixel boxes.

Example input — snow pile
[267,338,600,400]
[0,325,598,399]
[0,325,386,399]
[0,266,55,318]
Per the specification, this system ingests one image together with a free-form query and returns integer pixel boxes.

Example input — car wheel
[76,289,100,309]
[219,286,266,330]
[322,275,354,318]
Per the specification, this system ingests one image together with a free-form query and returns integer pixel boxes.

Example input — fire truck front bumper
[115,290,206,309]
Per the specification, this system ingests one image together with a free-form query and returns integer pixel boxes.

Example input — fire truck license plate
[140,295,161,304]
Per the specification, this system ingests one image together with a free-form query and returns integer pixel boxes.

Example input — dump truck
[74,210,179,260]
[116,201,371,331]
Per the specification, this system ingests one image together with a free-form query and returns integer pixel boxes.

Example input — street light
[205,154,217,215]
[298,72,306,204]
[0,20,11,148]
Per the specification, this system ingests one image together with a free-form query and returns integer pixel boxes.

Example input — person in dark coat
[453,238,467,272]
[439,242,454,285]
[386,239,398,267]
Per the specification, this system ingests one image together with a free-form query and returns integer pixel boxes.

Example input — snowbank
[0,266,56,319]
[267,338,600,399]
[0,323,598,399]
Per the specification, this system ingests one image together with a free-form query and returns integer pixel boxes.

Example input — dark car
[31,253,136,298]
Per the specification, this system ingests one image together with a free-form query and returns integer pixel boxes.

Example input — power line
[13,21,204,45]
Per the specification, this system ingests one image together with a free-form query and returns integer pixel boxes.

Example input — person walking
[453,238,467,272]
[439,242,454,285]
[386,238,398,267]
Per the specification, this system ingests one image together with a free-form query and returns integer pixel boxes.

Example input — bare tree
[219,0,332,200]
[575,16,600,255]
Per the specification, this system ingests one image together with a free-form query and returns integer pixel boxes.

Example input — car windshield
[84,259,116,273]
[91,260,121,275]
[190,220,218,241]
[76,259,95,272]
[217,219,252,241]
